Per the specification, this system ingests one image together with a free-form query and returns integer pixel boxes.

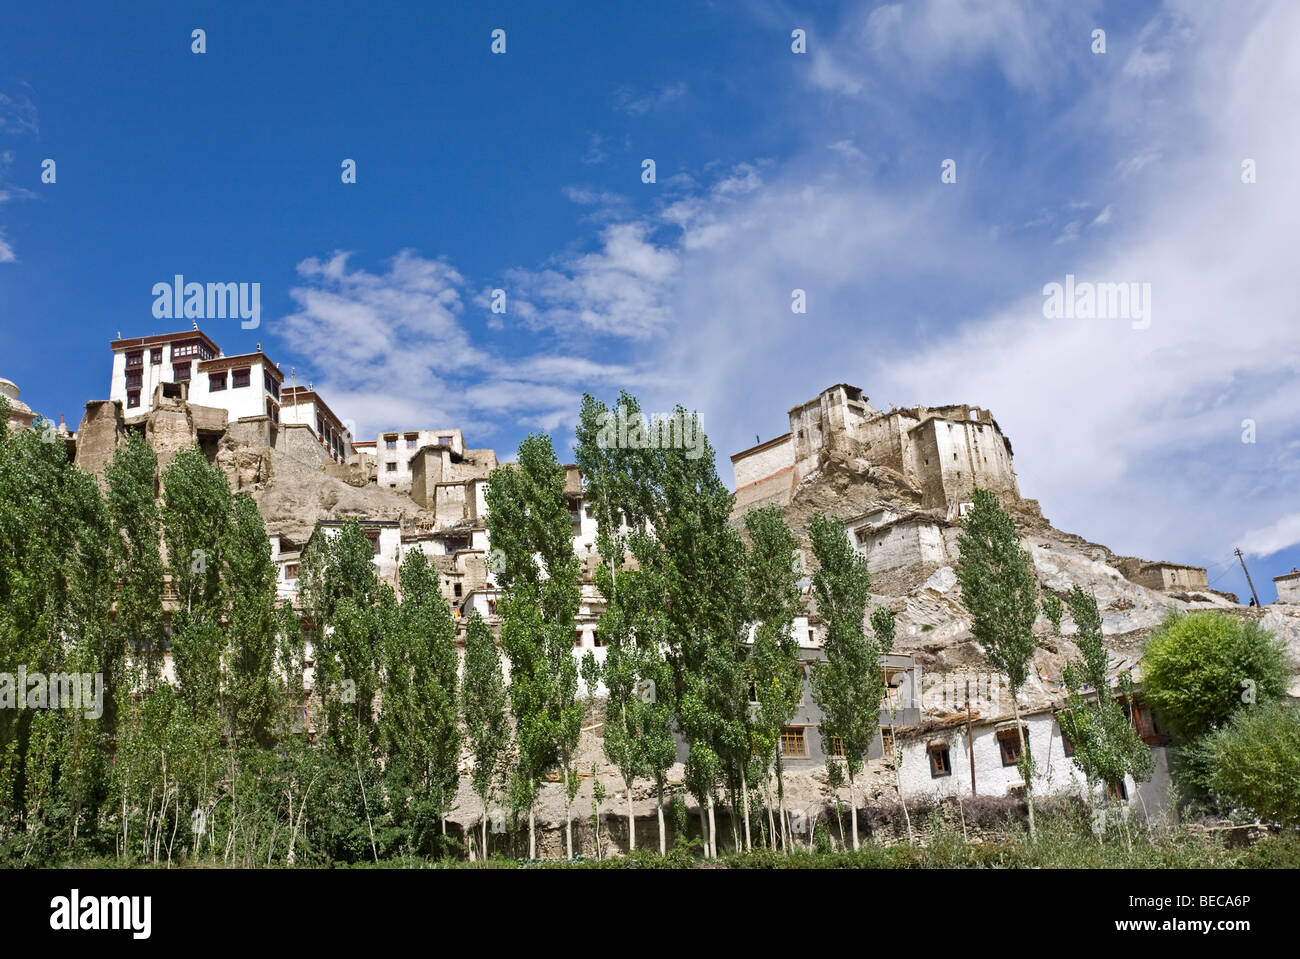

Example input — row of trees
[0,395,900,864]
[2,394,1292,866]
[482,394,898,858]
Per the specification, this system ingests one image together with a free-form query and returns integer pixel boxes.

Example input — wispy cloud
[613,81,687,116]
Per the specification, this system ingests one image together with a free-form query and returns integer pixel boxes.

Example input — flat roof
[198,353,283,382]
[730,432,792,462]
[111,329,221,354]
[280,387,350,434]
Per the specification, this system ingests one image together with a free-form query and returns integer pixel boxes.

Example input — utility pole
[966,679,976,796]
[1235,548,1261,607]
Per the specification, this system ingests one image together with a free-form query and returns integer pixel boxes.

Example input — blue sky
[2,0,1297,601]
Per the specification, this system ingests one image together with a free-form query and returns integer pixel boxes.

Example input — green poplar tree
[381,548,461,854]
[1053,585,1154,817]
[462,610,509,860]
[807,511,885,851]
[485,434,581,859]
[743,505,804,853]
[955,486,1041,840]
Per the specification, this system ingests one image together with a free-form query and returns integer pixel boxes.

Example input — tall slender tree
[807,511,884,851]
[381,548,461,853]
[485,434,581,858]
[743,506,804,853]
[1053,585,1154,814]
[955,486,1041,840]
[462,610,509,860]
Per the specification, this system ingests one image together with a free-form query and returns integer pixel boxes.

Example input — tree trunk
[529,808,536,860]
[482,812,489,864]
[707,794,717,860]
[656,785,666,856]
[1012,693,1036,841]
[626,786,636,851]
[848,775,859,851]
[741,768,752,852]
[775,745,789,852]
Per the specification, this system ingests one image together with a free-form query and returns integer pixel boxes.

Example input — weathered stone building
[732,384,1023,514]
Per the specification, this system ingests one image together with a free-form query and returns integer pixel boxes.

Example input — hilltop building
[732,384,1023,513]
[106,327,353,459]
[1275,568,1300,605]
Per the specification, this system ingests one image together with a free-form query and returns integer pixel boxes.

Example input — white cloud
[274,250,657,441]
[1239,514,1300,558]
[497,0,1300,576]
[504,222,679,339]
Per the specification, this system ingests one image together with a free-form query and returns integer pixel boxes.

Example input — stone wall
[74,400,126,479]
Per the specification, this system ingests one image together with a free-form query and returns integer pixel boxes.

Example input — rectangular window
[209,371,227,391]
[285,563,299,579]
[780,726,806,758]
[173,361,191,382]
[997,727,1030,767]
[366,533,380,556]
[126,350,143,368]
[830,737,846,758]
[574,630,584,649]
[127,390,141,409]
[437,435,452,446]
[385,436,397,450]
[125,370,142,389]
[1106,780,1128,801]
[881,727,894,758]
[1060,725,1074,757]
[929,743,952,778]
[453,583,462,598]
[405,433,418,448]
[592,631,604,648]
[232,367,250,388]
[487,598,498,616]
[150,348,162,364]
[266,400,279,423]
[264,371,280,399]
[386,462,397,472]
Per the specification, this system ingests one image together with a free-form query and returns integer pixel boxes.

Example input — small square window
[209,371,227,391]
[127,390,141,409]
[285,563,299,579]
[453,583,462,598]
[386,462,397,472]
[592,630,604,647]
[232,368,250,388]
[173,361,191,382]
[574,630,584,649]
[150,348,162,364]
